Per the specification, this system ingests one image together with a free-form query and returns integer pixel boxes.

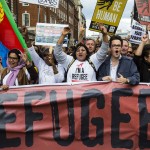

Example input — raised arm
[57,27,71,44]
[78,24,85,44]
[54,27,73,68]
[99,23,109,43]
[90,24,109,70]
[135,34,148,56]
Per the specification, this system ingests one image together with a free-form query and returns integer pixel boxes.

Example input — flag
[0,42,9,67]
[0,0,31,60]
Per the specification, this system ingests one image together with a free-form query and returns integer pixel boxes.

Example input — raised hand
[99,23,107,35]
[141,34,149,44]
[20,26,28,37]
[62,27,71,36]
[19,52,28,63]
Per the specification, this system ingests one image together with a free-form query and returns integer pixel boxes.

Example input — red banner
[135,0,150,25]
[0,82,150,150]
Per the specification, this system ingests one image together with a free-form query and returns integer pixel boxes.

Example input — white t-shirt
[54,41,109,82]
[67,60,96,82]
[28,46,65,84]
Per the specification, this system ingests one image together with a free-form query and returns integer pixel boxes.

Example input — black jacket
[133,55,150,83]
[97,55,140,85]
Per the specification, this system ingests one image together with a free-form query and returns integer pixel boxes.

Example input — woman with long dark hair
[54,25,109,82]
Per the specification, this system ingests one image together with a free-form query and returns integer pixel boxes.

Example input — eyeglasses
[8,56,18,61]
[111,44,121,48]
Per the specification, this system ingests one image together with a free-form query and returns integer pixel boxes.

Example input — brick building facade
[6,0,86,43]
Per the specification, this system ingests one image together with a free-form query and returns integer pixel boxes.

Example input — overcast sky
[80,0,134,36]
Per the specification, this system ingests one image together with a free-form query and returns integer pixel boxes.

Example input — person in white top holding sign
[54,24,109,82]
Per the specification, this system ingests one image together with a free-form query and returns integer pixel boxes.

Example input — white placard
[130,20,146,45]
[19,0,59,8]
[35,23,69,47]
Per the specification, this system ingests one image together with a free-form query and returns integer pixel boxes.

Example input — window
[22,2,29,6]
[22,13,30,27]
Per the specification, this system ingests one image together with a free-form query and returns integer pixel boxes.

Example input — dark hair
[142,44,150,59]
[72,43,90,60]
[109,35,123,48]
[40,47,58,65]
[8,49,21,60]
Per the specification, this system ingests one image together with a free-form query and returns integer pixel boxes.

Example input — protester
[97,35,140,85]
[78,24,97,55]
[28,46,65,84]
[54,24,109,82]
[121,39,129,56]
[85,38,96,55]
[126,43,134,58]
[20,26,65,84]
[0,49,38,89]
[133,34,150,82]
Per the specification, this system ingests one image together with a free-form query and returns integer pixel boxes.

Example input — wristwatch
[126,78,130,83]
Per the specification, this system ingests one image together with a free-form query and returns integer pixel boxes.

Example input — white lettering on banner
[96,10,118,23]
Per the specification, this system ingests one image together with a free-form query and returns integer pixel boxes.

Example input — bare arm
[78,25,85,43]
[99,23,109,43]
[135,34,148,56]
[57,27,71,44]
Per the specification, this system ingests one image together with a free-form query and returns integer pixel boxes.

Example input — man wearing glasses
[97,35,140,85]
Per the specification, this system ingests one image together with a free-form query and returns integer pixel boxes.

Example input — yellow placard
[89,0,128,35]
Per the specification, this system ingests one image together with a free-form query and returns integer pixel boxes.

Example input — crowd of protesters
[0,23,150,90]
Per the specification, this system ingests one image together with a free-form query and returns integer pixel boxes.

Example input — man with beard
[121,39,129,56]
[97,35,140,85]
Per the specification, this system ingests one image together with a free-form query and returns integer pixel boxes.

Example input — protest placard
[130,20,146,44]
[35,23,69,47]
[19,0,59,8]
[135,0,150,25]
[89,0,127,35]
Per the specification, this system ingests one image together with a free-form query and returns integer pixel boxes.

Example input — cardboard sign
[0,82,150,150]
[19,0,60,8]
[135,0,150,25]
[130,20,145,44]
[89,0,127,35]
[35,23,69,47]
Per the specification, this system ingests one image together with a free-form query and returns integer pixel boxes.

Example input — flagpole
[38,5,40,22]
